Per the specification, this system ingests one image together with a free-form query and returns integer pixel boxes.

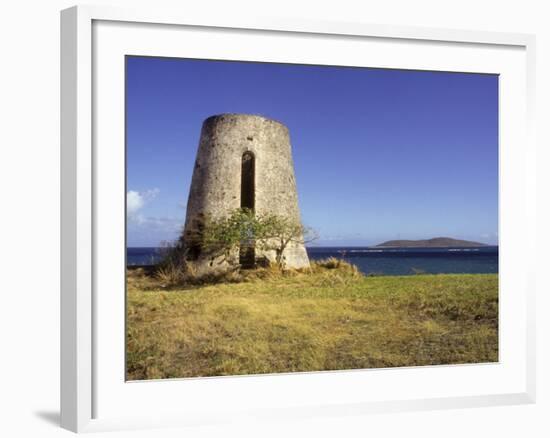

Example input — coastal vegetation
[126,260,498,380]
[155,207,315,284]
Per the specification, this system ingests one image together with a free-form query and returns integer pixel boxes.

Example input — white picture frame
[60,4,536,433]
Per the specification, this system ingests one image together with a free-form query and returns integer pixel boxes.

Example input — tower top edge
[202,113,288,130]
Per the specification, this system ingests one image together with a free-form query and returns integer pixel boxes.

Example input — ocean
[127,246,498,276]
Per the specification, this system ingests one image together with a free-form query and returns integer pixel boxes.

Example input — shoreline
[126,264,497,277]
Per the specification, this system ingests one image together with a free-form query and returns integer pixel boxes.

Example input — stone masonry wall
[183,114,310,273]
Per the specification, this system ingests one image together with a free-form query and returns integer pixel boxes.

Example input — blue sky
[126,56,498,247]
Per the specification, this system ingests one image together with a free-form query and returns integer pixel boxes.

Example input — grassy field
[126,261,498,380]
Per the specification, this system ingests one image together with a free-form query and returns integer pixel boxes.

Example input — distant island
[376,237,489,248]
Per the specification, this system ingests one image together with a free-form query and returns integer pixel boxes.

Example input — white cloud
[126,188,184,238]
[127,191,144,216]
[142,216,184,233]
[127,188,159,222]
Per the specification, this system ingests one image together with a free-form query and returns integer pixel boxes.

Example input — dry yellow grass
[126,262,498,380]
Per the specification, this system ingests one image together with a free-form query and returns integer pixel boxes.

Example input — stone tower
[182,113,310,273]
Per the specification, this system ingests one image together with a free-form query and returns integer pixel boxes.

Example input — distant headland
[375,237,490,248]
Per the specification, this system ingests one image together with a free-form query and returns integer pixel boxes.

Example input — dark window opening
[187,242,201,261]
[239,244,255,269]
[186,218,204,261]
[240,152,255,268]
[240,152,255,210]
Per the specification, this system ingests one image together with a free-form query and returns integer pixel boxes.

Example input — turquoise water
[127,246,498,276]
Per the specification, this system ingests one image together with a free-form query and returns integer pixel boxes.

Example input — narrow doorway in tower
[240,151,256,268]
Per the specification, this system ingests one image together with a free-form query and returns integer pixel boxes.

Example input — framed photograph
[61,5,536,433]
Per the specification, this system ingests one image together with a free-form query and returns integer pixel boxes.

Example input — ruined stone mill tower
[182,114,310,273]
